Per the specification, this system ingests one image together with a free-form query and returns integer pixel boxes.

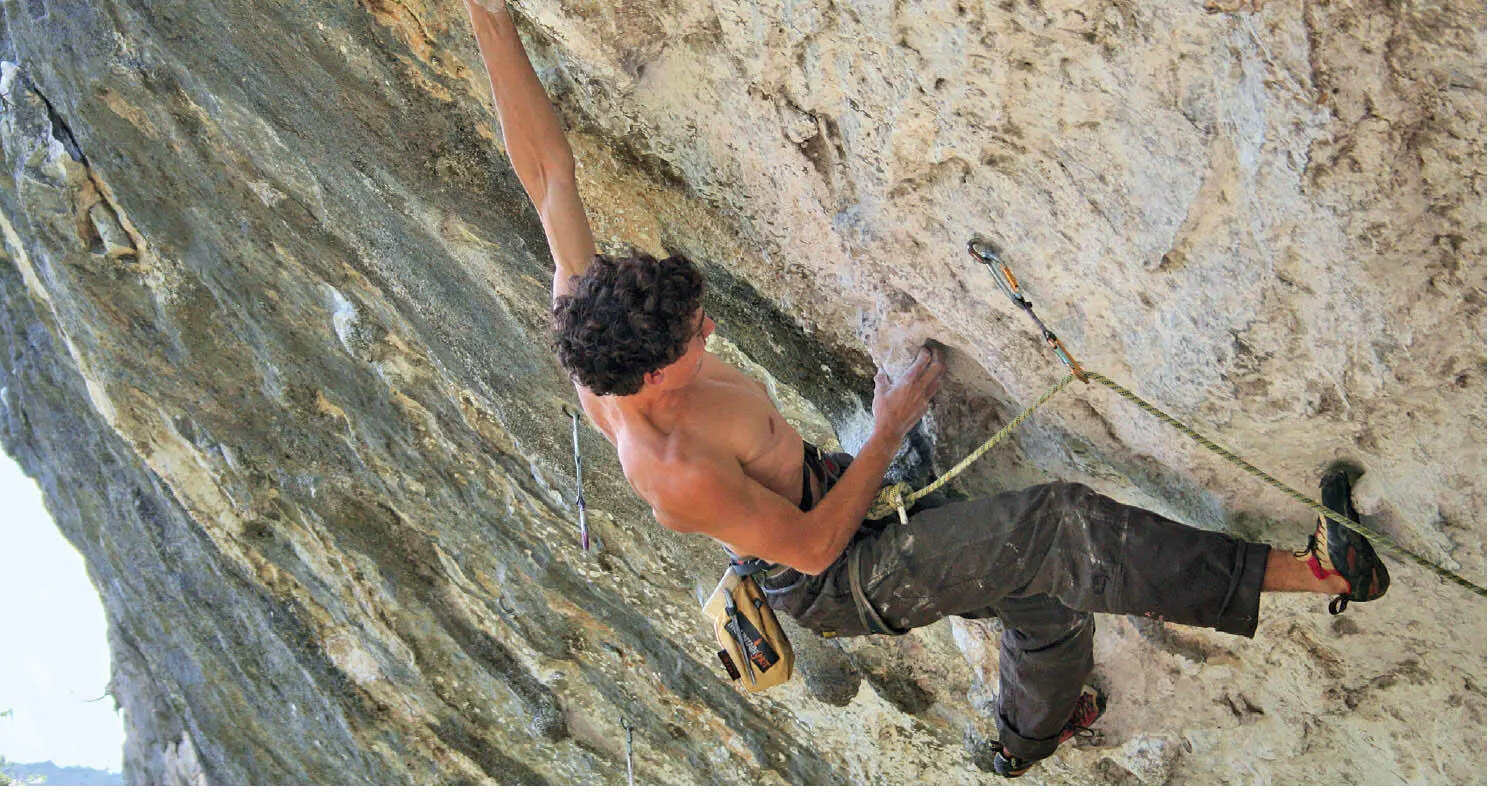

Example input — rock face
[0,0,1482,784]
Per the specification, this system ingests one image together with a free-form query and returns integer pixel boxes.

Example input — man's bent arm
[463,0,595,298]
[788,345,948,571]
[785,430,901,572]
[657,423,907,575]
[659,346,947,574]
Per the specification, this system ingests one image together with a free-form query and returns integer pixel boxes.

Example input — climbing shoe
[991,685,1107,778]
[1297,464,1390,615]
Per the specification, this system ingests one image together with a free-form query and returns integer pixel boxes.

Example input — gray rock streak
[0,0,1481,784]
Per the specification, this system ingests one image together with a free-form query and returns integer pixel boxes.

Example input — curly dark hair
[552,252,705,396]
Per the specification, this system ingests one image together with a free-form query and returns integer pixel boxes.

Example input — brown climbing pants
[764,458,1271,763]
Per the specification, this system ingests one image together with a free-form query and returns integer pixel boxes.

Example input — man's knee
[1048,480,1097,503]
[1025,480,1097,509]
[1002,611,1093,654]
[1035,481,1110,531]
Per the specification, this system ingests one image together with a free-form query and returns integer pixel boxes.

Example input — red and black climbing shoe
[991,685,1107,778]
[1298,464,1390,615]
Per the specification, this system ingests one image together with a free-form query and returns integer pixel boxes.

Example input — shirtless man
[463,0,1390,776]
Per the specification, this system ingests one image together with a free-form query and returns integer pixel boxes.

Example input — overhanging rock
[0,0,1482,783]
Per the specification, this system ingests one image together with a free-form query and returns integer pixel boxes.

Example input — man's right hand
[872,344,947,440]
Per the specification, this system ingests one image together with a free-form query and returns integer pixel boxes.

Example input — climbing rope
[1081,372,1484,596]
[866,373,1076,522]
[866,241,1486,599]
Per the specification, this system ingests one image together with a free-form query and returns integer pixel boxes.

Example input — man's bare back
[571,307,899,564]
[585,348,820,532]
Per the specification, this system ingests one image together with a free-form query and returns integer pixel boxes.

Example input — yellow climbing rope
[866,373,1076,523]
[865,241,1487,599]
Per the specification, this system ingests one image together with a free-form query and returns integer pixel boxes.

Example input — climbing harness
[562,405,590,551]
[869,241,1486,599]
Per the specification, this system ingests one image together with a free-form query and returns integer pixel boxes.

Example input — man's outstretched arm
[463,0,595,300]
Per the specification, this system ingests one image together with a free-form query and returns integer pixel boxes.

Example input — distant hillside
[2,761,123,786]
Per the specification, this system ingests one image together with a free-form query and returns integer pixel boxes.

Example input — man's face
[687,309,715,369]
[647,308,714,390]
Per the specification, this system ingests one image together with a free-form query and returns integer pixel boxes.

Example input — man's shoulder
[622,429,731,497]
[623,434,744,533]
[575,388,617,440]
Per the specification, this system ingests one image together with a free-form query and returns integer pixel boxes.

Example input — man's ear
[643,370,663,388]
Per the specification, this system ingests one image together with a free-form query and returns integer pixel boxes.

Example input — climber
[462,0,1390,776]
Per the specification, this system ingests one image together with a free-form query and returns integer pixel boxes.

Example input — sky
[0,450,125,773]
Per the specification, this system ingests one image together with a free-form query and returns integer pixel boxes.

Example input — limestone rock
[0,0,1482,784]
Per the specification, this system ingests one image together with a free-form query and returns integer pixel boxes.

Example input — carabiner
[968,239,1030,309]
[967,239,1090,383]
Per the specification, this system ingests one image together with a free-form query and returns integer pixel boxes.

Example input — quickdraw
[562,405,590,550]
[970,239,1087,383]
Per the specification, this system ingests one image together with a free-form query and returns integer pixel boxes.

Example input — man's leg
[831,477,1369,640]
[1015,479,1384,625]
[1262,549,1349,594]
[1007,481,1275,637]
[808,480,1275,637]
[991,594,1095,764]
